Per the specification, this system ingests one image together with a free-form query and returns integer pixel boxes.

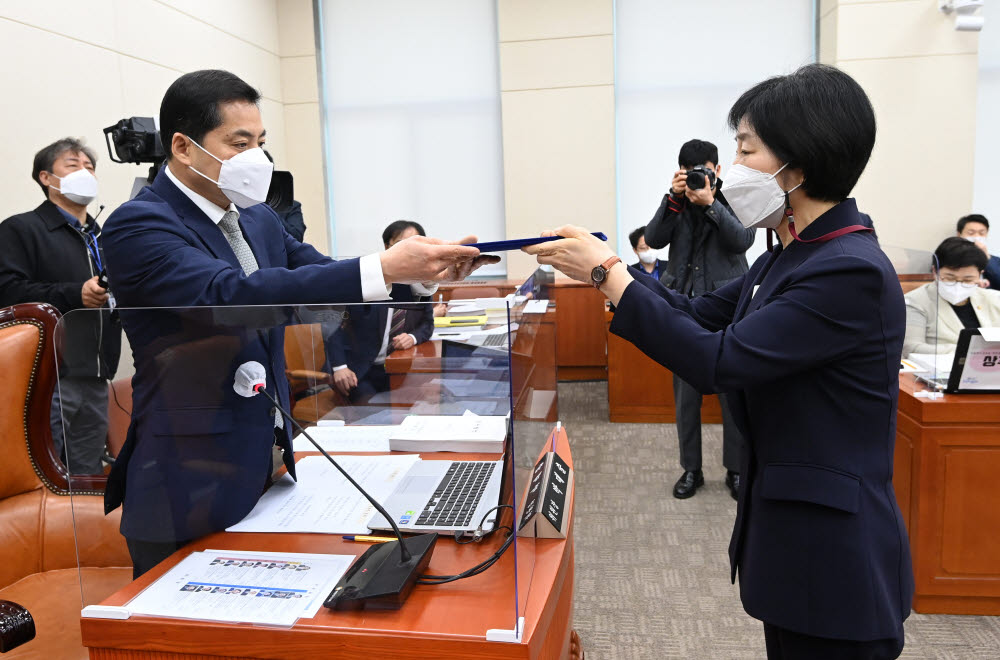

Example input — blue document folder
[465,232,607,252]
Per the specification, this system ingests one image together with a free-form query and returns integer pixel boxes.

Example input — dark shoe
[673,470,704,499]
[725,470,740,501]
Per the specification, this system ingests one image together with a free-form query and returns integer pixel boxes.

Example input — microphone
[233,361,437,610]
[93,204,106,221]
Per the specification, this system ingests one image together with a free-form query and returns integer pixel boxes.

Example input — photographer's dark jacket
[0,199,121,378]
[645,185,755,296]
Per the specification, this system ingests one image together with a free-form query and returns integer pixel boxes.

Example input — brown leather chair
[0,304,132,658]
[284,322,347,423]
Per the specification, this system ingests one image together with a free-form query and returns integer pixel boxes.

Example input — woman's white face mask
[937,279,977,305]
[723,163,801,229]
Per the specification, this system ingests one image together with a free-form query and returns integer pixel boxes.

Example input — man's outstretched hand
[380,235,501,285]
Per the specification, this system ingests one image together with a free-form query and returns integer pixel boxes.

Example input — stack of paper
[389,415,508,453]
[908,352,955,375]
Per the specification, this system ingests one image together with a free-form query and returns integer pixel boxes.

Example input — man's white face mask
[49,168,98,206]
[186,137,273,208]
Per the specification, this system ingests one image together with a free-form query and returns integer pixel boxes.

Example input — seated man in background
[956,213,1000,290]
[0,138,121,475]
[328,220,435,403]
[903,236,1000,356]
[628,226,665,280]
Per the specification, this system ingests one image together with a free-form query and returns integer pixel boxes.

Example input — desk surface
[897,373,1000,424]
[82,431,576,659]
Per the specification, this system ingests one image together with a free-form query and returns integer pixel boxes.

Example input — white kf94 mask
[187,137,273,208]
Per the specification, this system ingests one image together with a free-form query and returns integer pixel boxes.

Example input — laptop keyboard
[415,461,497,528]
[481,333,509,347]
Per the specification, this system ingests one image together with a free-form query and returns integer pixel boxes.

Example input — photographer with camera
[0,138,122,475]
[645,138,753,501]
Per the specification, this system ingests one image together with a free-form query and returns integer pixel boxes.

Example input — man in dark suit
[327,220,436,402]
[101,70,493,577]
[0,138,121,475]
[645,139,752,500]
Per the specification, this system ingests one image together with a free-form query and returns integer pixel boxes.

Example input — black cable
[418,505,516,585]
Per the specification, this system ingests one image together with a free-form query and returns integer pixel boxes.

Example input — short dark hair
[727,64,876,203]
[32,138,97,197]
[678,139,719,169]
[957,213,989,233]
[159,70,262,160]
[382,220,426,247]
[934,236,988,271]
[628,227,647,250]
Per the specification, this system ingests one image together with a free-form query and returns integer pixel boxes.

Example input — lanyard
[787,220,872,244]
[84,232,103,273]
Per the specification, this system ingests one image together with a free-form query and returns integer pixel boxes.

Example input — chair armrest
[0,600,35,653]
[286,369,332,384]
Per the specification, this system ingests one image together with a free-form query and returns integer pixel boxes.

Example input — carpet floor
[513,381,1000,659]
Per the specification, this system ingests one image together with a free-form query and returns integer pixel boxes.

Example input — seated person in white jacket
[903,236,1000,356]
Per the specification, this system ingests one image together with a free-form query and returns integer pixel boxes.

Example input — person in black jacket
[328,220,436,403]
[645,139,753,501]
[0,138,122,474]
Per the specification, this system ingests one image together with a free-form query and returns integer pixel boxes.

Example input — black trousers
[349,364,390,404]
[763,623,903,660]
[673,373,744,472]
[126,537,189,580]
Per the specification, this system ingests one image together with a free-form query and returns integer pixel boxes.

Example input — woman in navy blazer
[527,65,913,659]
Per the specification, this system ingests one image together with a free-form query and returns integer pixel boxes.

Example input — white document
[291,425,395,453]
[124,549,353,627]
[430,377,508,397]
[388,414,507,452]
[979,327,1000,342]
[227,455,419,535]
[908,352,955,375]
[523,299,550,314]
[447,303,485,315]
[431,330,472,341]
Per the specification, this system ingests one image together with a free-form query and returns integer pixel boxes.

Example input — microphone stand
[252,384,437,610]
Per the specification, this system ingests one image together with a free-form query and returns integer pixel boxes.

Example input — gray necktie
[218,210,259,276]
[219,211,281,429]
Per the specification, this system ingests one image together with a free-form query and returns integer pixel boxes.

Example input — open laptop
[911,328,1000,393]
[366,456,506,536]
[366,419,510,537]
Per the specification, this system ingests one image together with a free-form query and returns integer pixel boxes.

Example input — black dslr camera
[685,166,717,191]
[104,116,294,212]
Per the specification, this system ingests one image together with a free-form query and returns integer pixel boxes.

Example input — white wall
[973,0,1000,256]
[614,0,814,265]
[0,0,290,228]
[317,0,506,272]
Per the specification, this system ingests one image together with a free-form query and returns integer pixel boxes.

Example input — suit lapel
[240,212,272,269]
[151,172,243,271]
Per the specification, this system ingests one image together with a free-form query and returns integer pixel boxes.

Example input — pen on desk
[342,535,395,543]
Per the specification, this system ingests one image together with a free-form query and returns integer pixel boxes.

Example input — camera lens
[686,170,706,190]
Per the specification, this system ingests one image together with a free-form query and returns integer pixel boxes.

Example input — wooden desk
[895,374,1000,615]
[550,280,608,381]
[605,312,722,423]
[82,430,577,659]
[384,310,558,422]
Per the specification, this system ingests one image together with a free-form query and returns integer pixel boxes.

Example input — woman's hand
[522,225,633,306]
[521,225,615,284]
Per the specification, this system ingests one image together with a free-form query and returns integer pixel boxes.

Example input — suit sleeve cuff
[359,253,392,302]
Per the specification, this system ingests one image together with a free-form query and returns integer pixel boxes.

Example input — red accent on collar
[788,220,872,244]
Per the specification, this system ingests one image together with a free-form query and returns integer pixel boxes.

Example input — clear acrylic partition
[59,301,533,637]
[882,243,947,395]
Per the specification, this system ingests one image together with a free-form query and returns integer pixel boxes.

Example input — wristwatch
[590,256,622,288]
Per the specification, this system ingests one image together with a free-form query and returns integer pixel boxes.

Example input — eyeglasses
[938,275,980,287]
